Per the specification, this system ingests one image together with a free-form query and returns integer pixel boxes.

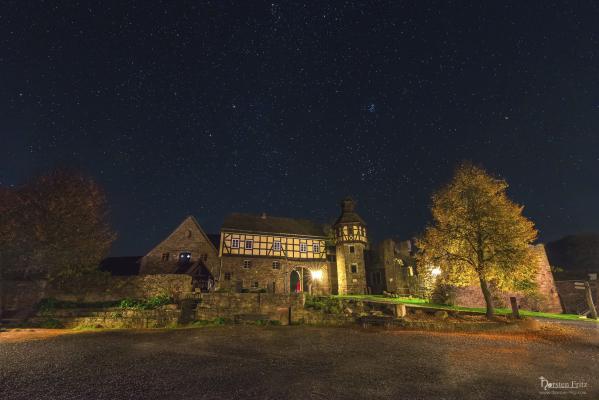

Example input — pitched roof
[334,197,366,225]
[222,213,327,237]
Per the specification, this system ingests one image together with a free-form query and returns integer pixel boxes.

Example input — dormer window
[245,240,253,250]
[231,239,240,248]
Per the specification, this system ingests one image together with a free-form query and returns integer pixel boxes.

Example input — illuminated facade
[140,198,370,295]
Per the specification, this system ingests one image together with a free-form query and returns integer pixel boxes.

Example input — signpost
[510,297,520,319]
[575,281,597,319]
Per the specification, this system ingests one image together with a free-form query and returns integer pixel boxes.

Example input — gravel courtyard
[1,325,597,399]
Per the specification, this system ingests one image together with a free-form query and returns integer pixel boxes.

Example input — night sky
[2,1,598,256]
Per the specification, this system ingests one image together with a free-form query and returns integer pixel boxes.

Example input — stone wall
[0,274,192,321]
[195,292,352,325]
[195,292,304,324]
[219,257,331,295]
[556,280,599,314]
[449,245,563,313]
[28,306,181,329]
[47,274,193,303]
[0,279,48,320]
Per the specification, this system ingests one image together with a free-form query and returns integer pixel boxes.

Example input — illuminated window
[231,239,240,248]
[312,243,320,253]
[273,241,281,251]
[243,260,251,269]
[245,240,253,250]
[161,253,170,261]
[224,272,231,280]
[350,263,358,273]
[299,243,308,252]
[349,245,355,254]
[408,266,414,276]
[272,261,280,270]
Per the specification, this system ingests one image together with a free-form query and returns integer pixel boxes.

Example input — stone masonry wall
[450,245,563,313]
[195,292,304,324]
[0,279,48,320]
[47,274,193,303]
[556,280,598,314]
[219,257,331,295]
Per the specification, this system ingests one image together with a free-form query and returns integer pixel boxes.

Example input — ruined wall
[219,257,331,295]
[195,292,303,324]
[47,274,193,302]
[556,280,599,314]
[449,245,563,313]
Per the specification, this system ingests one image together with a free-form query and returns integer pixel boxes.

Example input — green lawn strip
[333,295,598,323]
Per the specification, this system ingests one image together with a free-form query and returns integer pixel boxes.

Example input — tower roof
[334,197,366,226]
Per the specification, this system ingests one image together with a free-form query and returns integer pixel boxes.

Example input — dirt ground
[0,325,597,399]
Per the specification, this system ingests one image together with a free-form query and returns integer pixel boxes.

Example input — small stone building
[139,216,220,290]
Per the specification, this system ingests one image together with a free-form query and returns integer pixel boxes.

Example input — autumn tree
[417,162,538,318]
[0,169,116,287]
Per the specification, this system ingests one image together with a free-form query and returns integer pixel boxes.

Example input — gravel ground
[0,325,597,400]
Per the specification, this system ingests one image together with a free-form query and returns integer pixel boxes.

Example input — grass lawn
[334,294,599,323]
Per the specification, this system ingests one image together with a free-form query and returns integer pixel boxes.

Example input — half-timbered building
[139,198,370,294]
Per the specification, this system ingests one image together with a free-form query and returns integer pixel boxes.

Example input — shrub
[39,318,63,329]
[305,295,342,314]
[119,294,174,310]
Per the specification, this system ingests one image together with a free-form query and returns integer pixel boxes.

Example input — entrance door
[290,270,301,293]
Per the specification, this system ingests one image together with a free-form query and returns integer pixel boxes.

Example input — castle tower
[333,197,368,294]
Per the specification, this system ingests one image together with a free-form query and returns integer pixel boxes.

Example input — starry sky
[1,1,598,256]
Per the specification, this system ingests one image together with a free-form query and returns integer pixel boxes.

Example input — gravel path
[0,326,597,399]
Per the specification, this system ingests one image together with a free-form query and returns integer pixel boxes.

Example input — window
[243,260,251,269]
[312,243,320,253]
[179,252,192,263]
[161,253,170,261]
[186,230,192,238]
[224,272,231,281]
[350,263,358,273]
[231,239,240,248]
[272,261,280,270]
[251,281,259,289]
[273,241,281,251]
[245,240,253,250]
[349,245,355,254]
[299,243,308,252]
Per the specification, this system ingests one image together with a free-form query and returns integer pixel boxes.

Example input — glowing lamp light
[311,270,323,281]
[431,266,442,277]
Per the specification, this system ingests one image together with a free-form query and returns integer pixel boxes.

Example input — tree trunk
[479,276,495,319]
